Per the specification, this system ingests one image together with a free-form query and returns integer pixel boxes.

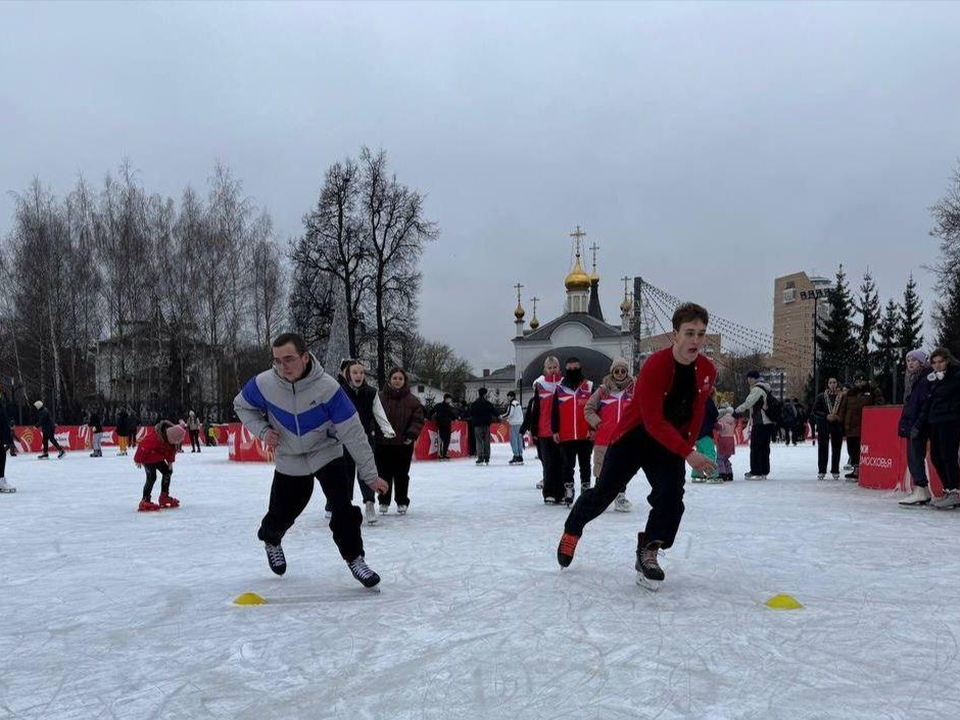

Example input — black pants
[437,422,452,458]
[565,425,685,549]
[539,436,564,500]
[561,439,593,489]
[189,429,201,452]
[749,424,772,476]
[142,462,172,499]
[846,436,861,469]
[376,443,414,507]
[42,430,64,454]
[817,422,844,474]
[474,425,491,462]
[906,434,929,487]
[258,457,363,561]
[0,445,6,477]
[128,432,137,448]
[930,420,960,492]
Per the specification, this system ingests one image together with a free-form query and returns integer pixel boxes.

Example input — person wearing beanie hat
[133,421,185,511]
[898,349,933,506]
[583,358,635,510]
[34,400,66,459]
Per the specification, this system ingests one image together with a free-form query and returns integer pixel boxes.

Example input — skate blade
[636,573,661,592]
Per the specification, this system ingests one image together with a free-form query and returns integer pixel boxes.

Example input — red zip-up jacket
[551,379,594,442]
[608,346,717,457]
[533,374,560,438]
[134,426,177,466]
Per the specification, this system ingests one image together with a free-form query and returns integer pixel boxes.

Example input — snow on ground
[1,441,959,720]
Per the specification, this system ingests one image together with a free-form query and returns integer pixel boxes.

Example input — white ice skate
[899,486,931,507]
[817,473,826,481]
[613,493,632,512]
[365,501,378,524]
[932,489,960,510]
[536,480,543,490]
[397,505,408,515]
[0,477,16,493]
[379,504,389,515]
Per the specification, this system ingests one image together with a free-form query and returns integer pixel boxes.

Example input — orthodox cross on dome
[513,282,525,320]
[569,225,587,256]
[529,296,540,329]
[589,241,600,279]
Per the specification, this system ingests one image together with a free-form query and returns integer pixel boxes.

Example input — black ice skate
[264,542,286,576]
[563,483,575,506]
[348,556,381,589]
[635,532,665,592]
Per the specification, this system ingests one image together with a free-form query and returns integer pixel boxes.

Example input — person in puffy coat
[839,376,884,480]
[924,348,960,509]
[134,421,186,512]
[375,367,425,514]
[333,359,395,524]
[898,349,934,506]
[715,405,737,482]
[584,357,634,511]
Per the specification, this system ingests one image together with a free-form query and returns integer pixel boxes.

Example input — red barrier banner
[858,407,904,490]
[415,420,470,460]
[225,423,275,462]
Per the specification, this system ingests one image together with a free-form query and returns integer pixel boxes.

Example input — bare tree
[358,147,438,386]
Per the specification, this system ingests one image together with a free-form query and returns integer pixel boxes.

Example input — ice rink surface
[2,441,959,720]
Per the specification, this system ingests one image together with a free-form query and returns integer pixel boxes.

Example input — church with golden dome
[510,226,636,395]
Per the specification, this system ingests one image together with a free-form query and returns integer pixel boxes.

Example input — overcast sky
[2,1,959,370]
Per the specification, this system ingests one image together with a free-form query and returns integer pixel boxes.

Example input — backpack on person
[761,391,784,425]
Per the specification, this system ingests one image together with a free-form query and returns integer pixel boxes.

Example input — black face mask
[565,368,584,386]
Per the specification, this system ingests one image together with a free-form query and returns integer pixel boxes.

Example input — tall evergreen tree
[937,280,960,359]
[853,270,880,378]
[816,264,858,385]
[875,299,901,401]
[896,273,924,356]
[930,163,960,358]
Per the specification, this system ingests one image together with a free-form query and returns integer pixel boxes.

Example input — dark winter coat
[116,409,131,435]
[924,364,960,426]
[898,366,933,438]
[37,407,55,434]
[811,391,844,427]
[840,385,884,438]
[431,401,458,427]
[0,403,12,446]
[377,384,425,446]
[468,398,500,428]
[88,413,103,433]
[339,376,377,437]
[781,402,797,426]
[698,397,719,440]
[520,395,538,437]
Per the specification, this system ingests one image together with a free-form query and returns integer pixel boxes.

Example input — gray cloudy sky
[3,1,959,370]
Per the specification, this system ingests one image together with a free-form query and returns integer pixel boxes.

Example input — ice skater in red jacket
[557,302,717,591]
[134,421,187,512]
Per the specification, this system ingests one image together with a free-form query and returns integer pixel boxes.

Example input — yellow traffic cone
[765,593,802,610]
[233,592,267,606]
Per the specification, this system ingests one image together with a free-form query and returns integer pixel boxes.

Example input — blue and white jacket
[234,354,379,482]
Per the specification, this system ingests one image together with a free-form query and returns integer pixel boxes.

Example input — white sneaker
[613,493,632,512]
[0,477,16,493]
[364,501,378,524]
[397,505,408,515]
[899,486,931,507]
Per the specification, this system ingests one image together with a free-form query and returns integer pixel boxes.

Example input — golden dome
[620,297,632,314]
[565,254,592,291]
[529,315,540,330]
[514,304,525,320]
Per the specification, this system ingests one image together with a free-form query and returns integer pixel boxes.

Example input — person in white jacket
[501,391,525,465]
[733,370,775,479]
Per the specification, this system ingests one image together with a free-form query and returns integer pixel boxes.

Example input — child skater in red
[135,421,186,512]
